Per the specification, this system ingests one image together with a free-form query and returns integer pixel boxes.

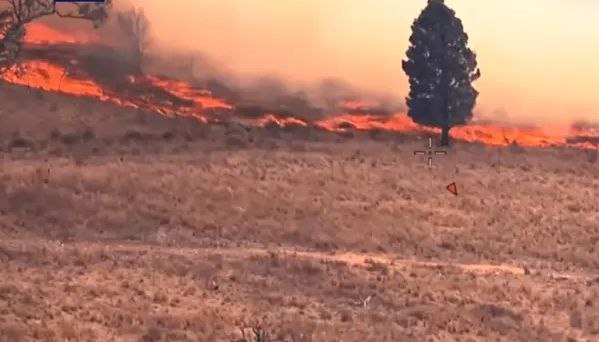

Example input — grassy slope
[0,82,598,341]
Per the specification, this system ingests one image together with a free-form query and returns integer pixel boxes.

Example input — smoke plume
[7,0,599,147]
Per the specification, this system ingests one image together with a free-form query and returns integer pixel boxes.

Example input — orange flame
[24,22,99,45]
[3,59,597,150]
[316,112,424,132]
[255,114,308,127]
[138,75,233,110]
[1,23,597,151]
[2,60,106,98]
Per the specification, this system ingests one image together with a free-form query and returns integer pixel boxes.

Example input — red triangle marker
[446,182,458,196]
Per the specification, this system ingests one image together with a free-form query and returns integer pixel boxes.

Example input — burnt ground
[0,83,599,341]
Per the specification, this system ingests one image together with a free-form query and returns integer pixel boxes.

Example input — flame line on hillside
[3,58,598,150]
[1,22,598,151]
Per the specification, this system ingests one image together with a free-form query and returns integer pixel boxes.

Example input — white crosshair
[413,137,447,170]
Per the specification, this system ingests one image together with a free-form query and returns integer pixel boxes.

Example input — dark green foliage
[402,0,480,145]
[0,0,111,70]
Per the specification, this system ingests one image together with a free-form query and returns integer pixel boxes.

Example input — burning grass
[5,55,597,150]
[0,83,598,340]
[1,22,597,152]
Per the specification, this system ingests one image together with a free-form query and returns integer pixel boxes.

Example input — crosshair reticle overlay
[413,137,447,170]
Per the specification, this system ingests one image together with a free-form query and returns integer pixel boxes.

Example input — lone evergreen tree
[402,0,480,146]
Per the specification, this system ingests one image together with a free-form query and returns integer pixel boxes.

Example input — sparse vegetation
[586,148,598,164]
[240,326,270,342]
[0,82,597,341]
[60,132,81,146]
[122,129,153,142]
[8,131,33,149]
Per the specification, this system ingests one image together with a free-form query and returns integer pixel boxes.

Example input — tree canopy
[0,0,112,71]
[116,7,150,73]
[402,0,480,145]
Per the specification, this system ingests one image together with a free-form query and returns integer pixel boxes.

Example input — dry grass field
[0,83,598,341]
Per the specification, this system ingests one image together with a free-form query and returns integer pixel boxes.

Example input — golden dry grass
[0,83,598,341]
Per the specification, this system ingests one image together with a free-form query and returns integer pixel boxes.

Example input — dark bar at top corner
[54,0,106,3]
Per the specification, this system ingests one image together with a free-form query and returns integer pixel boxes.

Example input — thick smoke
[22,1,599,131]
[141,51,405,120]
[94,0,405,121]
[20,18,404,123]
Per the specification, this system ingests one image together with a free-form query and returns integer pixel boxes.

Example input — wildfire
[0,22,596,151]
[256,114,308,127]
[316,112,425,132]
[2,60,106,98]
[24,22,100,45]
[452,124,563,147]
[138,75,233,110]
[315,108,597,149]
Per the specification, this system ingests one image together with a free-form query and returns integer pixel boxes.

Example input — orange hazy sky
[130,0,599,124]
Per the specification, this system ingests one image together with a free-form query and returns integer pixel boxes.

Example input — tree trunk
[441,125,450,146]
[131,49,143,75]
[439,31,451,148]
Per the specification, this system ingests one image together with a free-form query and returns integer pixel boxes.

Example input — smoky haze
[129,0,599,127]
[34,0,599,126]
[31,0,406,122]
[117,0,409,120]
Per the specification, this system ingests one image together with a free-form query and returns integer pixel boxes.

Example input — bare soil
[1,83,598,341]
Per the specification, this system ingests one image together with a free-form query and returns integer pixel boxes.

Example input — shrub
[60,133,81,146]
